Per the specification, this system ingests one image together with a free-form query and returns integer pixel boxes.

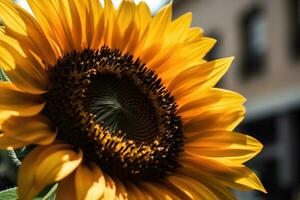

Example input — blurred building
[174,0,300,199]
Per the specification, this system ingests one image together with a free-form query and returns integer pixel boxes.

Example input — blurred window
[241,7,267,79]
[238,116,276,145]
[288,0,300,58]
[291,107,300,186]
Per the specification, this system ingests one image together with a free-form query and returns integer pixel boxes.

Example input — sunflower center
[43,47,183,180]
[83,73,159,141]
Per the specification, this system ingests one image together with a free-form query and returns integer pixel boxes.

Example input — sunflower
[0,0,266,199]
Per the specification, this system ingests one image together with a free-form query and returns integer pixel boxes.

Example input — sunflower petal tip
[227,56,235,63]
[217,56,235,69]
[256,181,267,194]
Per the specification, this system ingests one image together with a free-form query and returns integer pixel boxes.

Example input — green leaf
[0,184,57,200]
[0,68,8,81]
[8,150,22,166]
[41,184,57,200]
[8,147,33,166]
[0,187,18,200]
[33,184,58,200]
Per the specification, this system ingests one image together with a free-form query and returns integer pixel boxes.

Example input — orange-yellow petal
[163,12,192,46]
[102,173,116,200]
[181,91,245,133]
[125,182,147,200]
[102,0,117,47]
[90,1,105,49]
[27,0,72,54]
[180,152,266,193]
[178,88,246,122]
[165,175,219,200]
[0,133,29,150]
[168,57,233,100]
[0,82,45,116]
[0,110,17,129]
[113,0,135,51]
[0,34,49,94]
[178,165,236,200]
[139,3,172,52]
[185,131,263,164]
[156,38,216,81]
[18,144,83,200]
[56,0,82,51]
[184,27,203,42]
[0,0,57,64]
[2,114,57,145]
[115,179,128,200]
[134,1,151,36]
[183,107,245,133]
[86,0,104,49]
[56,173,77,200]
[75,163,105,200]
[139,181,181,200]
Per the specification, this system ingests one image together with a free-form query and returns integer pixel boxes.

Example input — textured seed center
[83,73,159,141]
[43,47,183,180]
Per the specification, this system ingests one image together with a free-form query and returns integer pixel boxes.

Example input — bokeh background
[1,0,300,199]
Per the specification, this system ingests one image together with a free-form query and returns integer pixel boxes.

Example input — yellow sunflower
[0,0,266,199]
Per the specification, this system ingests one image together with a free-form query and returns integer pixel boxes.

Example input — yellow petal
[135,1,151,36]
[116,0,134,35]
[0,35,49,94]
[0,133,29,150]
[102,173,116,200]
[139,181,181,200]
[102,0,116,46]
[125,182,147,200]
[180,152,266,193]
[114,0,135,51]
[185,131,263,164]
[57,0,82,51]
[163,12,192,46]
[156,38,216,77]
[141,3,172,50]
[0,110,17,129]
[0,82,45,116]
[2,114,57,145]
[75,163,105,200]
[181,89,245,132]
[18,144,83,200]
[86,0,104,49]
[0,0,57,64]
[184,27,203,42]
[0,26,5,34]
[165,175,219,200]
[90,2,104,49]
[183,106,245,132]
[178,165,236,200]
[55,172,77,200]
[115,179,128,200]
[27,0,71,54]
[168,57,233,100]
[56,173,77,200]
[178,88,246,121]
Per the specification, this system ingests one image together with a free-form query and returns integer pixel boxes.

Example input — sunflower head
[0,0,266,199]
[43,47,184,180]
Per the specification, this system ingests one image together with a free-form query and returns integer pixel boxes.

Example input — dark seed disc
[43,47,184,180]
